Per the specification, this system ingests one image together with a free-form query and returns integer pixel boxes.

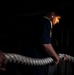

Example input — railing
[0,53,73,75]
[3,53,74,75]
[4,53,74,66]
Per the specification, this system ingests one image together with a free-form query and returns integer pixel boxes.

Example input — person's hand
[62,54,69,61]
[55,54,69,64]
[54,56,60,65]
[53,54,69,65]
[0,51,6,71]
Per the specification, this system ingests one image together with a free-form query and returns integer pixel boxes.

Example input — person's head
[45,11,61,25]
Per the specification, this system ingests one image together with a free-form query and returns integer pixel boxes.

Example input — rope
[4,53,74,66]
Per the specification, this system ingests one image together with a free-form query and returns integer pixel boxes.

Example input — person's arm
[39,18,60,64]
[42,43,60,64]
[0,51,6,71]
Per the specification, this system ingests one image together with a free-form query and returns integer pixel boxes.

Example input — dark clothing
[20,16,52,75]
[20,16,51,58]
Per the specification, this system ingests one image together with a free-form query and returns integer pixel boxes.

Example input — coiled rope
[4,53,74,66]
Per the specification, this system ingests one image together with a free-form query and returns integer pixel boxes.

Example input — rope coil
[4,53,74,66]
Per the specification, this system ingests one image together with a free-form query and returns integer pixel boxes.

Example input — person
[0,11,67,75]
[0,51,6,71]
[17,11,63,75]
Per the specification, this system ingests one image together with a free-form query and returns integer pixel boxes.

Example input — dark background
[1,0,73,55]
[0,0,74,75]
